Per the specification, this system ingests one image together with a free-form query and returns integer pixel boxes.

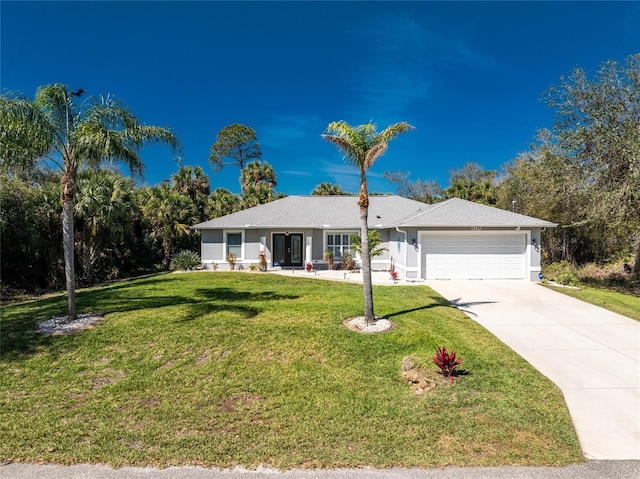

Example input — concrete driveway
[425,280,640,460]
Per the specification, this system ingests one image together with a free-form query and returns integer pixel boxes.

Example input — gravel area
[343,316,394,333]
[37,313,104,335]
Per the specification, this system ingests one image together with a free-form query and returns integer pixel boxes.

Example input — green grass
[0,272,583,468]
[544,283,640,321]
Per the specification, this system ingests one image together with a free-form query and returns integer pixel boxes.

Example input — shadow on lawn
[0,277,299,358]
[176,288,299,322]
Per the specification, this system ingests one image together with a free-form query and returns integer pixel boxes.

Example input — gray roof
[398,198,558,228]
[192,195,557,230]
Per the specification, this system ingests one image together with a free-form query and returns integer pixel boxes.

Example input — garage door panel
[422,234,525,280]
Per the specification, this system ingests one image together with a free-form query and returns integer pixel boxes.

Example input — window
[326,232,356,259]
[226,232,242,258]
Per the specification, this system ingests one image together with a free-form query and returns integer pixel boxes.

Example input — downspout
[395,226,408,280]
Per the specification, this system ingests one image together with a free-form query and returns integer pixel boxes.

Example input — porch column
[305,230,312,265]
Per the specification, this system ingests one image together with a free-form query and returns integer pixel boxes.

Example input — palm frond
[0,94,55,170]
[364,141,388,170]
[377,121,415,143]
[321,134,360,163]
[35,84,76,153]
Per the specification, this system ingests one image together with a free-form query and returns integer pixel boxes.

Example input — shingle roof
[398,198,558,228]
[192,195,557,230]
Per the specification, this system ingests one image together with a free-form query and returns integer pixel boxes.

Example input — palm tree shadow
[383,296,498,320]
[446,298,498,318]
[383,296,453,319]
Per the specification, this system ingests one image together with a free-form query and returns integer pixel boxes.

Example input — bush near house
[169,250,201,271]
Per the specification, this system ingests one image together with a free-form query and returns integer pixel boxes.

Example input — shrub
[390,270,399,282]
[258,253,267,272]
[340,251,357,271]
[305,262,313,272]
[557,271,579,286]
[170,250,201,271]
[350,230,387,258]
[433,346,462,382]
[324,251,334,270]
[226,253,237,270]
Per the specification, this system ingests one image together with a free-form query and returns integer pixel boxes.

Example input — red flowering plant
[305,262,314,272]
[433,346,462,382]
[390,270,399,282]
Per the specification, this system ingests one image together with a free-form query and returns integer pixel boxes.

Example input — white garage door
[422,234,526,280]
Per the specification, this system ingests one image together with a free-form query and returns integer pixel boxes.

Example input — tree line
[386,54,640,275]
[2,54,639,301]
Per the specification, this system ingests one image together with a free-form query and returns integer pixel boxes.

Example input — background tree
[311,182,349,196]
[0,84,178,319]
[74,169,136,285]
[498,135,586,264]
[322,120,414,325]
[239,160,282,207]
[209,123,261,172]
[206,187,241,219]
[543,54,640,273]
[240,159,276,192]
[171,165,211,221]
[445,162,498,205]
[0,173,62,293]
[383,170,443,203]
[139,184,198,268]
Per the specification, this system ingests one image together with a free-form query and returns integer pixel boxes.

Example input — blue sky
[2,1,639,195]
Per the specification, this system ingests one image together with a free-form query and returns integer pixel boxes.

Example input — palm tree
[207,187,241,218]
[171,165,211,221]
[240,160,276,194]
[74,169,135,284]
[322,120,414,325]
[0,84,178,320]
[311,182,348,196]
[240,160,281,208]
[139,184,198,268]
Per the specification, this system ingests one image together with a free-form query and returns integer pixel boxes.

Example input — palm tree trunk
[358,175,375,325]
[360,205,375,325]
[62,195,77,321]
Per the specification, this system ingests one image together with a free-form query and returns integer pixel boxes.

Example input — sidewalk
[1,461,639,479]
[268,268,421,285]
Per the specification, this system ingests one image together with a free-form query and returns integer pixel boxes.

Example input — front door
[273,233,303,267]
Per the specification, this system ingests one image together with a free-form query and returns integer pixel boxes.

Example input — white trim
[395,227,408,279]
[324,230,358,259]
[223,229,245,261]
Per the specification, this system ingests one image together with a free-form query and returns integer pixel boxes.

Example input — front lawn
[543,284,640,321]
[0,272,582,468]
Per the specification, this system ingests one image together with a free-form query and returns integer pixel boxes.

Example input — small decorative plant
[258,252,267,272]
[324,251,334,270]
[169,250,201,271]
[390,270,399,282]
[341,251,357,271]
[432,346,462,382]
[248,263,258,271]
[305,262,313,272]
[226,253,237,271]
